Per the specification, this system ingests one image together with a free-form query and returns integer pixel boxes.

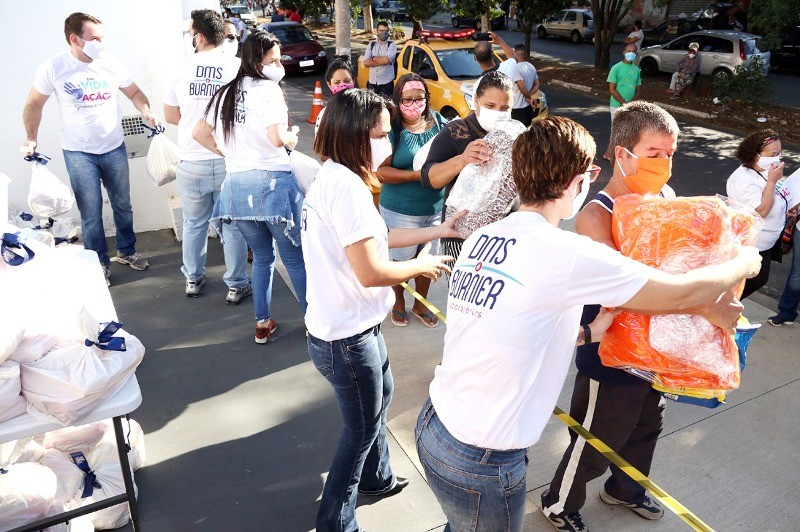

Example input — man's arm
[163,104,181,126]
[21,88,50,156]
[120,82,158,126]
[530,76,540,95]
[488,31,514,59]
[609,82,626,106]
[515,79,532,100]
[625,33,640,45]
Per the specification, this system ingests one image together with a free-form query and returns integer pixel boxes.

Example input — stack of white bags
[0,224,146,530]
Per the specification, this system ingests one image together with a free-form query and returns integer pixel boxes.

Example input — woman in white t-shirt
[194,31,306,343]
[302,88,462,532]
[726,129,786,299]
[416,116,761,531]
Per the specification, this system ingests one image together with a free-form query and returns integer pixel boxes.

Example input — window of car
[433,48,493,79]
[550,11,566,22]
[271,26,313,43]
[699,36,733,53]
[565,11,577,22]
[666,36,693,50]
[402,46,412,69]
[411,48,435,74]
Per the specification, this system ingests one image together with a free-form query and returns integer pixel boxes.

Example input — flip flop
[391,309,408,327]
[412,309,439,328]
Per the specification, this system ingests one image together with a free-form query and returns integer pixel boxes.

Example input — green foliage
[405,0,447,25]
[451,0,485,19]
[750,0,800,50]
[515,0,571,30]
[294,0,329,17]
[711,57,772,104]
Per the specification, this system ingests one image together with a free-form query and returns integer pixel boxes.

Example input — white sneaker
[186,277,206,297]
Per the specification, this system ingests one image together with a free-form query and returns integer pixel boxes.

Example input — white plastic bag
[45,418,146,472]
[412,136,436,172]
[0,361,26,422]
[0,462,58,530]
[146,131,179,186]
[0,438,33,468]
[21,333,145,425]
[28,161,75,217]
[289,150,321,193]
[38,449,85,506]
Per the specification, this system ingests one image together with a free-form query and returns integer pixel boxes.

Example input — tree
[404,0,446,36]
[591,0,633,70]
[452,0,491,31]
[364,0,374,34]
[515,0,571,59]
[749,0,800,50]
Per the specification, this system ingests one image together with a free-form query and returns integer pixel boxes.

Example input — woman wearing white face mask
[304,88,462,532]
[419,71,514,264]
[727,129,786,299]
[194,31,306,344]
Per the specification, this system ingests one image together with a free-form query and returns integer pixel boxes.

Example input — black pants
[511,105,533,126]
[542,371,665,515]
[367,81,394,99]
[741,248,772,300]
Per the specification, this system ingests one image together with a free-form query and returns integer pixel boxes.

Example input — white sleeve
[32,60,54,96]
[726,170,764,211]
[387,41,397,61]
[330,179,380,248]
[563,236,651,308]
[258,82,288,127]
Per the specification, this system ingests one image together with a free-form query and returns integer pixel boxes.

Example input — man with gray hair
[541,101,745,531]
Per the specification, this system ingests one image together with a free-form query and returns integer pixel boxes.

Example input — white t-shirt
[203,77,291,173]
[515,61,538,108]
[628,29,645,51]
[33,51,133,155]
[497,58,527,109]
[430,211,650,450]
[302,160,393,341]
[726,165,786,251]
[163,48,241,161]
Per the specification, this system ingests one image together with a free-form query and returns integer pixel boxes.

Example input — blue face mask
[624,51,637,62]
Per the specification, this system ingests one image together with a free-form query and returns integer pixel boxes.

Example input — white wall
[1,0,218,234]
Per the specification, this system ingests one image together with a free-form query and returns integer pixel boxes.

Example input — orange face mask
[618,147,672,195]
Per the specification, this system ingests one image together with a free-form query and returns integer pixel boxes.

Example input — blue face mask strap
[23,152,51,165]
[1,232,35,266]
[142,123,166,138]
[85,321,127,351]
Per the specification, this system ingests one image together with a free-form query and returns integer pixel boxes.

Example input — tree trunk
[335,0,351,57]
[523,24,532,58]
[482,8,490,32]
[412,19,423,39]
[364,0,374,34]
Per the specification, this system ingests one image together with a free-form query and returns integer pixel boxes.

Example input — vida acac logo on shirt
[63,78,112,104]
[190,65,226,99]
[449,233,522,313]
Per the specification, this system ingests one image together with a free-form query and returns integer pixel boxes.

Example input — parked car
[641,18,701,47]
[770,26,800,72]
[258,21,328,74]
[228,4,258,29]
[537,9,594,44]
[451,14,507,30]
[696,2,745,31]
[637,30,770,80]
[375,1,409,22]
[357,28,547,121]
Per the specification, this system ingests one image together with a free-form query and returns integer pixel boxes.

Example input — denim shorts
[379,205,441,261]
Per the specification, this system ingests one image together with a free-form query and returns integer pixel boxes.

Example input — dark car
[375,1,409,22]
[258,21,328,74]
[642,18,701,47]
[696,2,746,31]
[771,26,800,72]
[452,14,507,30]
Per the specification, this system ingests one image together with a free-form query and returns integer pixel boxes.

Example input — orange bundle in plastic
[600,195,762,391]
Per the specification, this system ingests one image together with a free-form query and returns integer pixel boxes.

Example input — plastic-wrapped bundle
[0,361,26,422]
[445,119,526,239]
[0,462,58,530]
[45,418,146,472]
[600,194,762,391]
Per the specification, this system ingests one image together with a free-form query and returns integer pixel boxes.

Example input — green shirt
[379,113,445,216]
[607,61,641,108]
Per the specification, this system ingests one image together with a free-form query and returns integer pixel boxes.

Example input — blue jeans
[777,227,800,320]
[416,399,529,532]
[176,159,248,288]
[379,206,441,261]
[307,325,397,532]
[235,219,306,321]
[62,143,135,264]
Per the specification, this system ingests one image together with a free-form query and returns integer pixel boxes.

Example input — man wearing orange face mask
[541,101,746,531]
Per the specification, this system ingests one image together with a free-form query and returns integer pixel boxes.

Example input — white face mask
[565,174,591,220]
[370,137,393,171]
[758,155,781,171]
[222,38,238,55]
[476,106,511,132]
[78,37,106,60]
[261,63,285,83]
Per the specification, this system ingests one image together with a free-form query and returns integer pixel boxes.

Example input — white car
[637,30,770,79]
[227,4,258,29]
[537,9,594,44]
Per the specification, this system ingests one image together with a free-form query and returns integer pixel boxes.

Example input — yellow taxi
[358,28,548,121]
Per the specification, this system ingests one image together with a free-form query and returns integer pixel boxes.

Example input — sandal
[411,309,439,328]
[391,309,408,327]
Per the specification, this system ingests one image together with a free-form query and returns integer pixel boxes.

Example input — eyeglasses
[400,97,426,106]
[581,164,602,183]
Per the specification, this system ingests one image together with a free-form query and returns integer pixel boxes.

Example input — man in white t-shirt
[490,33,536,125]
[163,9,250,302]
[417,114,760,532]
[22,12,159,286]
[626,19,645,52]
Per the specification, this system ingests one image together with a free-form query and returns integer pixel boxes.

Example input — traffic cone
[306,81,324,124]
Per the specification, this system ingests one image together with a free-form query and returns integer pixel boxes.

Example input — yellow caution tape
[400,282,716,532]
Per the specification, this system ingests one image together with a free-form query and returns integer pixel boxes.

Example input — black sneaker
[600,487,664,520]
[541,490,588,531]
[116,252,149,271]
[767,314,795,327]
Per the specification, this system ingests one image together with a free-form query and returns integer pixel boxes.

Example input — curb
[550,79,592,93]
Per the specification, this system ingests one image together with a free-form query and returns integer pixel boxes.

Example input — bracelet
[583,324,592,345]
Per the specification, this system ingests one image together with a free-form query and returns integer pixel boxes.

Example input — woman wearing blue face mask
[727,129,786,300]
[193,30,307,344]
[419,71,514,264]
